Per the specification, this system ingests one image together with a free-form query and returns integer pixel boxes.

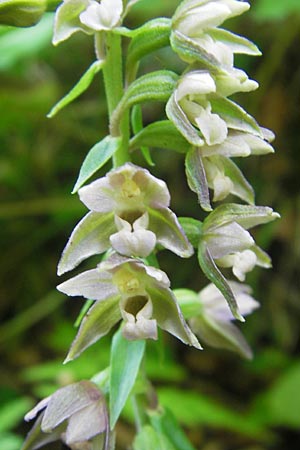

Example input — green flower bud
[0,0,46,27]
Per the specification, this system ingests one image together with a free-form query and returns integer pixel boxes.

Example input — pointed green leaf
[131,105,154,166]
[109,329,146,428]
[209,28,261,56]
[47,60,104,118]
[185,148,212,211]
[126,18,171,83]
[210,96,263,137]
[197,241,243,321]
[65,297,121,362]
[111,70,178,136]
[130,120,191,154]
[166,93,204,146]
[170,30,221,70]
[72,136,121,193]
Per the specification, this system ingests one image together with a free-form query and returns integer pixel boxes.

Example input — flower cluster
[168,0,275,206]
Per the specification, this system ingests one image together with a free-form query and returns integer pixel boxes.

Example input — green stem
[100,32,130,167]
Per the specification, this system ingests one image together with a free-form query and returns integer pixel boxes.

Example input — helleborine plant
[17,0,280,448]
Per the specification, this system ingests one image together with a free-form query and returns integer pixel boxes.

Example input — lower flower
[57,254,201,361]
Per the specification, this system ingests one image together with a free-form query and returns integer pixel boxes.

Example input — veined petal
[148,286,201,349]
[79,177,116,212]
[22,414,64,450]
[41,381,100,432]
[176,71,216,100]
[177,3,232,34]
[65,399,107,444]
[57,269,118,301]
[201,131,252,157]
[205,222,254,259]
[195,104,228,145]
[199,281,259,321]
[57,211,115,276]
[66,296,121,361]
[190,315,253,358]
[193,33,234,66]
[148,207,194,257]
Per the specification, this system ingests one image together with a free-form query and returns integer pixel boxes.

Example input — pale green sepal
[173,288,202,320]
[148,286,201,349]
[209,155,255,204]
[185,148,212,211]
[57,211,115,276]
[252,245,272,268]
[131,105,154,166]
[52,0,91,45]
[126,18,171,83]
[197,241,244,322]
[47,60,104,118]
[65,296,121,362]
[178,217,202,248]
[210,96,263,137]
[0,0,46,27]
[72,136,121,193]
[190,315,252,359]
[170,30,221,69]
[148,207,194,258]
[209,28,261,56]
[166,93,204,146]
[109,328,146,429]
[203,204,279,232]
[130,120,191,154]
[111,70,178,136]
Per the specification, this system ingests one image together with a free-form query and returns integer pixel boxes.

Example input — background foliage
[0,0,300,448]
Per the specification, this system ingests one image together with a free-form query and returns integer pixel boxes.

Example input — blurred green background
[0,0,300,449]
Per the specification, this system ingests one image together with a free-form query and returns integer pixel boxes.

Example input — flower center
[124,296,148,317]
[121,179,141,199]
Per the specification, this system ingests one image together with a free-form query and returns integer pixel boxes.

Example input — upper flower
[22,381,110,450]
[172,0,260,68]
[201,204,279,281]
[175,281,259,358]
[166,70,259,148]
[53,0,124,45]
[57,254,201,360]
[58,163,193,275]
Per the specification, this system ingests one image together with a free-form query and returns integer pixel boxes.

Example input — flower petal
[65,398,107,444]
[42,381,101,432]
[53,0,92,45]
[148,207,194,257]
[205,222,254,259]
[66,296,121,361]
[148,286,201,349]
[195,104,228,145]
[57,269,118,301]
[57,211,115,276]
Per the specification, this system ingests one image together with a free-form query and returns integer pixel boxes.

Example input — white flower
[53,0,123,45]
[57,254,201,360]
[202,204,279,280]
[182,281,259,358]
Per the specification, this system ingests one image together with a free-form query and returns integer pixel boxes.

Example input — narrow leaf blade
[185,148,212,211]
[109,329,145,428]
[72,136,121,193]
[47,60,104,118]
